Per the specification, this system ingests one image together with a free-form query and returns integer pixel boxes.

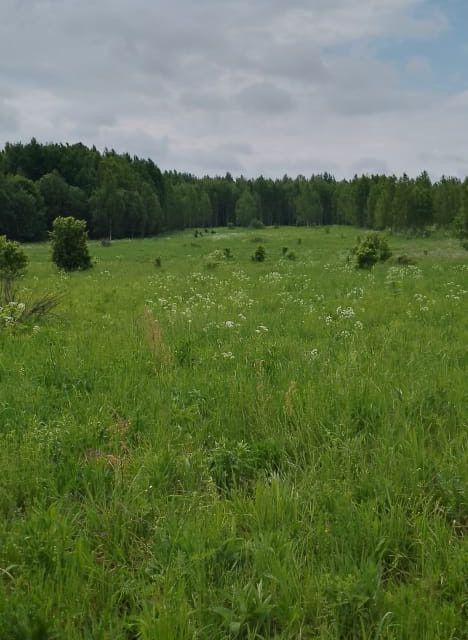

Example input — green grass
[0,226,467,639]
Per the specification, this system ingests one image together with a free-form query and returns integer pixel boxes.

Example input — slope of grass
[0,227,466,639]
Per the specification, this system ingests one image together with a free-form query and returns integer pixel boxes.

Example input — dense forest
[1,138,467,241]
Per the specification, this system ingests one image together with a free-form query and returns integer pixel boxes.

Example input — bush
[248,218,265,229]
[154,257,162,268]
[205,249,225,269]
[251,245,266,262]
[50,217,92,271]
[0,236,28,303]
[223,248,233,259]
[352,233,392,269]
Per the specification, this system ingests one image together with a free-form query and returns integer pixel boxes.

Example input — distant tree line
[1,138,467,242]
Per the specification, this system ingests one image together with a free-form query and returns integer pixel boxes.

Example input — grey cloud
[181,83,295,116]
[351,157,390,175]
[0,96,18,133]
[235,83,295,114]
[170,143,251,175]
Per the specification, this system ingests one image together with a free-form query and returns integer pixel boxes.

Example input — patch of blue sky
[375,0,468,93]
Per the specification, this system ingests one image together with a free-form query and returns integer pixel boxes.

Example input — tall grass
[0,227,466,639]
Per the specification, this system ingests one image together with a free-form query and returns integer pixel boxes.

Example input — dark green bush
[252,245,266,262]
[0,235,28,302]
[248,218,265,229]
[50,216,92,271]
[352,233,392,269]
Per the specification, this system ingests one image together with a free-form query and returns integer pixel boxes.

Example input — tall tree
[235,188,258,226]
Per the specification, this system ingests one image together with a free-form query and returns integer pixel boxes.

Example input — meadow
[0,226,466,639]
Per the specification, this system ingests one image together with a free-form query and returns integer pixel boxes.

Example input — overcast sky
[1,0,467,178]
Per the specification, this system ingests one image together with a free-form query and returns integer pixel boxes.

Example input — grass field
[0,226,467,639]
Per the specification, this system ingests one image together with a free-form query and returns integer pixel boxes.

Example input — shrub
[252,245,266,262]
[352,233,392,269]
[205,249,225,269]
[0,236,28,303]
[248,218,265,229]
[282,246,288,255]
[223,248,233,259]
[50,217,92,271]
[154,257,162,268]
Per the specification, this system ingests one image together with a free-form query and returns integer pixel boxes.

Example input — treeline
[1,138,467,241]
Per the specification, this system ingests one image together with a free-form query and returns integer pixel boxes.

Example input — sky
[0,0,467,179]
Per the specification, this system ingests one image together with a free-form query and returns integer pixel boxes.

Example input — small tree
[50,216,92,271]
[0,236,28,302]
[352,233,392,269]
[252,245,266,262]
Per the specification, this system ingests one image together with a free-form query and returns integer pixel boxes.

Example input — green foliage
[205,249,226,269]
[50,216,92,271]
[248,217,265,229]
[453,180,468,239]
[352,233,392,269]
[251,245,266,262]
[235,189,258,226]
[295,181,323,225]
[1,139,467,241]
[0,235,28,302]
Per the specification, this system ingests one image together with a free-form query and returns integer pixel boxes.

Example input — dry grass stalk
[284,380,298,419]
[142,306,173,367]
